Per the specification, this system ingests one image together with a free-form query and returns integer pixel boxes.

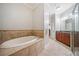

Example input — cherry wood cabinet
[56,31,70,46]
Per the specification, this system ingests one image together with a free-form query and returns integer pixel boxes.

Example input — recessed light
[56,6,61,10]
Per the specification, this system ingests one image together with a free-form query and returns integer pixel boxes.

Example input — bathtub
[0,36,38,48]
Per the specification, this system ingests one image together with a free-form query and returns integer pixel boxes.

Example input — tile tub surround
[32,30,44,38]
[0,31,3,44]
[0,30,44,44]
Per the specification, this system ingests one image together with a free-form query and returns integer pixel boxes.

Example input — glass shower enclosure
[72,3,79,56]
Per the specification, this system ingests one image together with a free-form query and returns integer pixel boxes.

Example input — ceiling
[24,3,75,15]
[45,3,75,15]
[24,3,41,10]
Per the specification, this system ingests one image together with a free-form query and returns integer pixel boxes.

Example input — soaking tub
[0,36,44,56]
[0,36,38,48]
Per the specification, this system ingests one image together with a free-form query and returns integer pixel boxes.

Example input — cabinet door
[61,33,70,46]
[56,32,62,42]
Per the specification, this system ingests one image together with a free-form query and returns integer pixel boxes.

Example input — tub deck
[0,38,44,56]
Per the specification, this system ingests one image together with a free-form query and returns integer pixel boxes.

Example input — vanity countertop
[56,31,71,33]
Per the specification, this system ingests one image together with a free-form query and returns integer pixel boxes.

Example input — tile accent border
[0,30,44,44]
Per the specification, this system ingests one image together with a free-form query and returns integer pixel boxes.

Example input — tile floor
[39,39,73,56]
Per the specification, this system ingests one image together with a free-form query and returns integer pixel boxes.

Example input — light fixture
[55,4,62,14]
[56,6,61,10]
[61,16,68,21]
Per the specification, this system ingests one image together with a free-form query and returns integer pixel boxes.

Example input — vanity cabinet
[56,31,70,46]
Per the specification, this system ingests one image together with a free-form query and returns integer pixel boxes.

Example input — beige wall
[0,4,44,44]
[32,4,44,30]
[0,4,33,30]
[0,3,44,30]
